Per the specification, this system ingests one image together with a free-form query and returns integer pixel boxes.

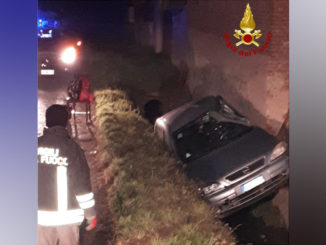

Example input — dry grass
[95,89,236,245]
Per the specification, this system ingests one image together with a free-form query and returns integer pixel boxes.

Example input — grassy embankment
[88,42,179,94]
[94,89,236,245]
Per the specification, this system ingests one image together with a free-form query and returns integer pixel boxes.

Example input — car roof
[161,96,221,132]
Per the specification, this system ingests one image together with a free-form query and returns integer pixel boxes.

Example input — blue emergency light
[37,18,59,39]
[37,19,59,29]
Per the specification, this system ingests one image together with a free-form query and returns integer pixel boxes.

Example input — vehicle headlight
[202,183,225,195]
[61,46,76,64]
[270,141,287,161]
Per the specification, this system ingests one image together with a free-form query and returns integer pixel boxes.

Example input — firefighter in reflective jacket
[38,104,96,245]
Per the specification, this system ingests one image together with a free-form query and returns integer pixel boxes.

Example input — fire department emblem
[234,3,262,47]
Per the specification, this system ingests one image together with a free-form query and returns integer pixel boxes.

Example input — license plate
[241,176,265,193]
[41,69,55,75]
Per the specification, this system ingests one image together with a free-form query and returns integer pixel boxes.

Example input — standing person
[38,104,97,245]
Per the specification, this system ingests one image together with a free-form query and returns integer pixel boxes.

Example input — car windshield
[173,112,252,162]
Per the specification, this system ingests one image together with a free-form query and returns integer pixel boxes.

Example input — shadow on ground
[224,193,289,245]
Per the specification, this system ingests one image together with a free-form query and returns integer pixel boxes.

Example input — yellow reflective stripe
[38,209,84,226]
[79,199,95,209]
[57,166,68,211]
[76,192,94,203]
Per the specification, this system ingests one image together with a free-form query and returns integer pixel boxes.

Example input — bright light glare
[156,117,166,127]
[77,41,82,46]
[61,47,76,64]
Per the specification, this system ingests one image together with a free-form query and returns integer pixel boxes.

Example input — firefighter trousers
[38,225,79,245]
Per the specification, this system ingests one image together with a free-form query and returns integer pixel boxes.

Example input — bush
[95,89,236,245]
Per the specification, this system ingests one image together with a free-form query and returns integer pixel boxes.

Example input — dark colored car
[154,96,289,218]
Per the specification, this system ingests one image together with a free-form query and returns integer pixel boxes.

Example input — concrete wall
[170,0,289,134]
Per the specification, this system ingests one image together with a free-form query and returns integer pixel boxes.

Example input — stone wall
[170,0,289,134]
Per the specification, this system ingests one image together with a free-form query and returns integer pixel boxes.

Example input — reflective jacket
[38,126,95,226]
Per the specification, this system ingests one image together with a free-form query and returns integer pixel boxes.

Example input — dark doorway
[143,99,162,124]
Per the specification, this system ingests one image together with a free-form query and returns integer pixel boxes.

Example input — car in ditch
[154,96,289,218]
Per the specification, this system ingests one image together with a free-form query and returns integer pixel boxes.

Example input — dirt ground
[70,103,115,245]
[38,70,114,245]
[273,186,289,229]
